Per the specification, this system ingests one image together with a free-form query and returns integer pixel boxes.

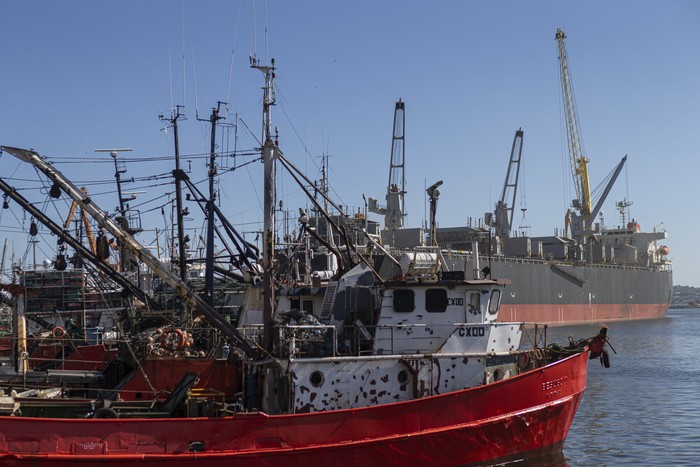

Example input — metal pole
[169,106,188,283]
[205,104,223,307]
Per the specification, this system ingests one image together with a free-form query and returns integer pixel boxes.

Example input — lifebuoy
[160,328,185,351]
[52,327,66,338]
[516,353,530,371]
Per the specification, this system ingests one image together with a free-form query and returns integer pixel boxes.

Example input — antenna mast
[160,105,188,282]
[251,55,278,352]
[94,147,135,272]
[203,102,224,307]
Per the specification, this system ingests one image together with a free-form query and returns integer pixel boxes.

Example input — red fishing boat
[0,349,591,466]
[0,57,612,466]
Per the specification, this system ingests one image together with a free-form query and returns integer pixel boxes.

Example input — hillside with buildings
[672,285,700,308]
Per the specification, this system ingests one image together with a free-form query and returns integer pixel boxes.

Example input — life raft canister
[160,328,186,351]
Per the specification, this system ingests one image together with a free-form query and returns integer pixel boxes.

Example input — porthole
[397,369,411,385]
[492,367,504,382]
[309,371,325,387]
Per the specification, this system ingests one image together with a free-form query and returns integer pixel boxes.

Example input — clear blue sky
[0,1,698,286]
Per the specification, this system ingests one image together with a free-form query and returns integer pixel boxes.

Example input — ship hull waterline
[486,258,673,325]
[499,302,668,326]
[0,351,589,466]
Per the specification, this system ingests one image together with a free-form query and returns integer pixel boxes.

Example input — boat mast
[319,154,336,248]
[0,238,7,282]
[160,105,188,283]
[205,103,224,307]
[251,55,277,352]
[94,148,133,272]
[0,145,256,357]
[426,180,443,247]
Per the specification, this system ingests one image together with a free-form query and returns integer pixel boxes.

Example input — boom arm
[64,188,97,255]
[588,155,627,229]
[369,99,406,230]
[1,146,256,359]
[556,28,592,219]
[493,129,524,238]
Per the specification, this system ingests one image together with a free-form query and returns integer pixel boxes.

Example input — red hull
[499,303,668,325]
[0,351,589,466]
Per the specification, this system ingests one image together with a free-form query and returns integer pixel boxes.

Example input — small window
[469,292,481,312]
[393,289,415,312]
[426,288,447,313]
[489,289,501,314]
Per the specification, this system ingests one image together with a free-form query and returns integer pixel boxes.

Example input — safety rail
[239,320,526,359]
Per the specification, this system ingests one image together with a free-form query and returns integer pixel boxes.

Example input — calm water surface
[502,308,700,466]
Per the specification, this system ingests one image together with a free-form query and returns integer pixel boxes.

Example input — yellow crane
[556,28,592,229]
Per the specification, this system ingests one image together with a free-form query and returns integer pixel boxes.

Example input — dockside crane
[489,129,524,238]
[556,28,593,239]
[556,28,628,241]
[368,99,406,232]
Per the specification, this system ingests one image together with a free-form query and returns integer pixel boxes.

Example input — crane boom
[493,129,524,238]
[556,28,592,219]
[64,187,97,255]
[1,145,256,359]
[368,99,406,231]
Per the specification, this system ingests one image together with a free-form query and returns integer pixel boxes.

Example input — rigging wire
[225,0,242,110]
[46,149,260,163]
[169,51,175,113]
[192,42,200,119]
[181,1,186,109]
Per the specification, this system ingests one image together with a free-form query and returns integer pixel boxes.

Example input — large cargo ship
[358,29,672,326]
[308,211,672,326]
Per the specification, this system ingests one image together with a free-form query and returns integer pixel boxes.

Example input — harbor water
[510,308,700,466]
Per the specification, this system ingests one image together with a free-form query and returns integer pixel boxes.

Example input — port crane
[556,28,593,239]
[368,99,406,232]
[556,28,627,240]
[488,129,524,238]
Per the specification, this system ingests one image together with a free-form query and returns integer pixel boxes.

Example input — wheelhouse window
[425,288,447,313]
[469,292,481,312]
[488,289,501,314]
[393,289,415,312]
